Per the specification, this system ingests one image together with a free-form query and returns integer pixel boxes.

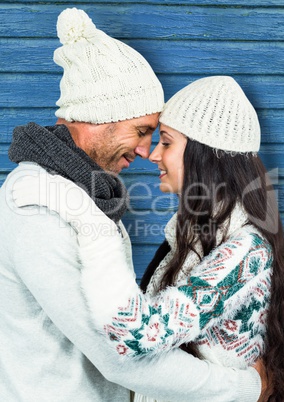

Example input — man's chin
[103,156,133,174]
[99,165,120,175]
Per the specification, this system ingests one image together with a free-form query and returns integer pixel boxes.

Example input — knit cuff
[236,366,261,402]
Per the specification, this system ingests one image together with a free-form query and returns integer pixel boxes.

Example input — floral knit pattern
[104,228,272,361]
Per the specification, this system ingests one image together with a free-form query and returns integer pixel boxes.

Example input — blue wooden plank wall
[1,0,284,280]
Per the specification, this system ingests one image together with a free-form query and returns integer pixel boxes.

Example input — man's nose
[135,136,152,159]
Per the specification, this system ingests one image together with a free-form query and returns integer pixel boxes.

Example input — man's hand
[253,359,273,402]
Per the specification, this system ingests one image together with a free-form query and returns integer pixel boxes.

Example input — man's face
[85,113,159,174]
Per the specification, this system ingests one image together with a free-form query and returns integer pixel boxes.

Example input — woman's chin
[159,183,172,193]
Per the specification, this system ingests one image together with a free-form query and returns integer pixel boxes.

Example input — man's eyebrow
[138,125,156,132]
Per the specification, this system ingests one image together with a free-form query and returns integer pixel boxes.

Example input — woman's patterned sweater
[80,205,273,369]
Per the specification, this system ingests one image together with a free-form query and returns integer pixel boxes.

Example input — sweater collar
[164,203,249,250]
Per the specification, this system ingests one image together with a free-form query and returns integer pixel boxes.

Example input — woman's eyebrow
[160,130,174,138]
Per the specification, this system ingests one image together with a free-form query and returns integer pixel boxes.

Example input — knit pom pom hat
[159,76,261,153]
[54,8,164,124]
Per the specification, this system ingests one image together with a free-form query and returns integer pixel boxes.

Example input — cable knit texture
[54,8,164,123]
[159,76,260,153]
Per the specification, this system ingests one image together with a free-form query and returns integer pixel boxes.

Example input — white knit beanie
[159,76,261,153]
[53,8,164,124]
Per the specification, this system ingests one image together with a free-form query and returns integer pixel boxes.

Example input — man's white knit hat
[54,8,164,124]
[160,76,260,153]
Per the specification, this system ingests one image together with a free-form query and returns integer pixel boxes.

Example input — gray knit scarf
[9,122,129,223]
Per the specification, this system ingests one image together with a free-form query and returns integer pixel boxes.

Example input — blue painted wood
[129,41,284,75]
[131,244,158,281]
[0,108,56,144]
[122,213,173,245]
[3,0,284,6]
[1,39,284,75]
[1,5,284,40]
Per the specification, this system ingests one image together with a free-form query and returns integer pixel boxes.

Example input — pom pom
[57,8,96,45]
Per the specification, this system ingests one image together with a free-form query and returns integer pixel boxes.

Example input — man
[0,7,268,401]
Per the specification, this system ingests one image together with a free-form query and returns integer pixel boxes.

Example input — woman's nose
[149,144,161,163]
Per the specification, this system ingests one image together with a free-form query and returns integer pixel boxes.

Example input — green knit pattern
[104,231,272,362]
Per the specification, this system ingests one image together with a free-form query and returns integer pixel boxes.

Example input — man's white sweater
[0,162,262,401]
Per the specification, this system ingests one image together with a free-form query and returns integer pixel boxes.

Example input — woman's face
[149,124,187,194]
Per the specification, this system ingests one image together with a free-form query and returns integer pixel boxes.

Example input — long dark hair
[141,139,284,400]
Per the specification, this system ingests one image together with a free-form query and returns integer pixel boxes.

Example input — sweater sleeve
[10,169,263,401]
[11,171,272,359]
[80,218,272,358]
[11,206,261,402]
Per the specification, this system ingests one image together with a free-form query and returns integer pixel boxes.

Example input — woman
[13,76,284,400]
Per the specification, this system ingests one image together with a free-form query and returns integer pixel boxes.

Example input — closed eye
[138,130,147,138]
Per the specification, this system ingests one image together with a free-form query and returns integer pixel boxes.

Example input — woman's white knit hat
[160,76,261,153]
[54,8,164,124]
